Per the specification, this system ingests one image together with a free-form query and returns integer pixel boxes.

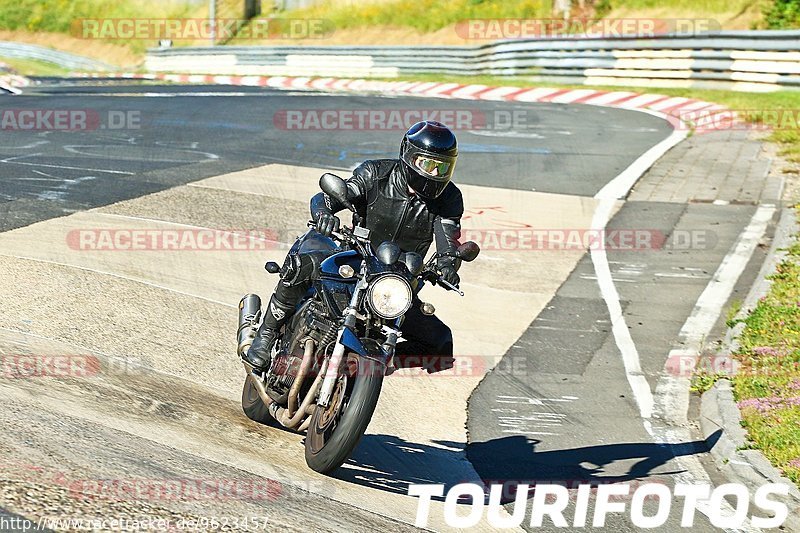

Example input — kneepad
[279,252,323,287]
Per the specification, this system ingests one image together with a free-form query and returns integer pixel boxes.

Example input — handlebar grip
[437,276,465,296]
[308,220,347,242]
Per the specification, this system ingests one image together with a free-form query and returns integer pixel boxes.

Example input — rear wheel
[241,374,274,424]
[304,355,384,474]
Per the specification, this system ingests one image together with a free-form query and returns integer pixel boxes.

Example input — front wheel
[242,373,274,424]
[304,355,384,474]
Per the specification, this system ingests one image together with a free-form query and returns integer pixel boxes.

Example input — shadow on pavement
[332,430,722,503]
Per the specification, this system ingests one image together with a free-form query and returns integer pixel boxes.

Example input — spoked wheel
[241,373,274,424]
[304,354,383,474]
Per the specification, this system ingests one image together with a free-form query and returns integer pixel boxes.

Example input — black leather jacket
[310,159,464,267]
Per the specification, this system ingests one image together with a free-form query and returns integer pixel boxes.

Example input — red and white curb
[0,74,28,95]
[70,72,728,127]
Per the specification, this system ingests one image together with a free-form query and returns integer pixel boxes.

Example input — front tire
[304,356,383,474]
[242,373,274,424]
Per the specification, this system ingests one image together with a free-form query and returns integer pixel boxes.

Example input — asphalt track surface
[0,82,670,230]
[0,80,779,531]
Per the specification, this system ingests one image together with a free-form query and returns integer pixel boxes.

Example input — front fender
[340,328,389,367]
[340,327,367,356]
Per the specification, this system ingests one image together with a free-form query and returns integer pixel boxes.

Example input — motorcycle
[235,173,480,474]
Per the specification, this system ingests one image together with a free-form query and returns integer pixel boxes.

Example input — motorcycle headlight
[368,274,412,319]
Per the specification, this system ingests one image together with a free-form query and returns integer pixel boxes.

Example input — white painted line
[0,158,135,175]
[588,132,772,532]
[677,205,774,351]
[0,81,21,95]
[588,113,694,469]
[501,430,559,436]
[595,115,688,201]
[590,199,655,419]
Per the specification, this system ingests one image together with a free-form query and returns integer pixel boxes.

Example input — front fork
[316,266,400,407]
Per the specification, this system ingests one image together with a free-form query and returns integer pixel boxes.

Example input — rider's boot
[243,294,295,373]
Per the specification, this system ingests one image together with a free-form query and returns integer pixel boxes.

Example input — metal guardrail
[145,30,800,91]
[0,41,115,71]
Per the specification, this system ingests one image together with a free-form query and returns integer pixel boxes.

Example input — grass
[250,0,772,41]
[0,56,69,76]
[729,220,800,486]
[0,0,195,51]
[727,299,744,328]
[0,0,246,56]
[610,0,750,8]
[0,0,195,33]
[284,0,552,34]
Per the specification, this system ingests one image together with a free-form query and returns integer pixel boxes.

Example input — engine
[265,300,338,404]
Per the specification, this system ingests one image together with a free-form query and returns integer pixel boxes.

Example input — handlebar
[421,267,464,296]
[307,219,348,243]
[308,219,464,296]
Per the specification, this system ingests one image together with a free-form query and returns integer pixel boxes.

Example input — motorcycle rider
[243,120,464,373]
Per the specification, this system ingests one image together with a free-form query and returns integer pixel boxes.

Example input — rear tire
[242,374,274,424]
[304,356,383,474]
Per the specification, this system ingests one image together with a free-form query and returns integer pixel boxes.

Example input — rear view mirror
[319,173,353,211]
[457,241,480,262]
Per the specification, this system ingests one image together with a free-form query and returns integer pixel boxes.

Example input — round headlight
[368,275,412,319]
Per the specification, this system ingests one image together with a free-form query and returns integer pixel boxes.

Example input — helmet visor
[413,155,453,179]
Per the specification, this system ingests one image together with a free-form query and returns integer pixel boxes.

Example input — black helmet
[399,120,458,199]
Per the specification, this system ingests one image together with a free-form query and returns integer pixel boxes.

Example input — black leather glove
[315,213,340,236]
[439,264,460,288]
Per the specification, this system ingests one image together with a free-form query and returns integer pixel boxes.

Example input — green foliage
[290,0,551,33]
[763,0,800,29]
[731,210,800,488]
[595,0,613,18]
[690,372,725,393]
[0,0,194,34]
[0,55,69,75]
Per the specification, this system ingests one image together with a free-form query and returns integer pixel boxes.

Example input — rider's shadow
[333,430,721,502]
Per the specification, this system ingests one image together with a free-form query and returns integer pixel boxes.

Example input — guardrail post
[245,0,261,19]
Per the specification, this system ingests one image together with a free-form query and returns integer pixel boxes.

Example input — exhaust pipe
[268,358,328,429]
[237,294,262,359]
